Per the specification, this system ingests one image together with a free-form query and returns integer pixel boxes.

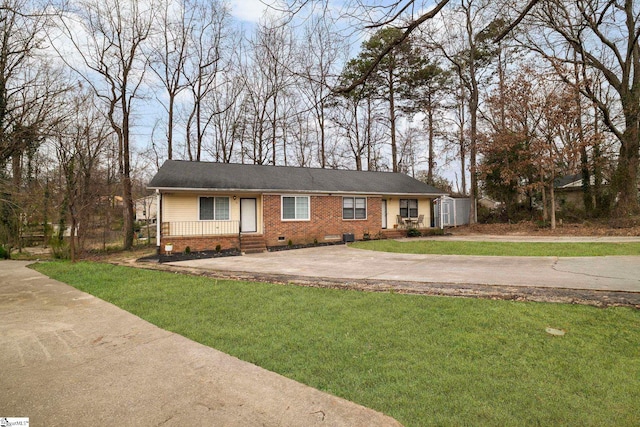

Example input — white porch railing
[161,220,240,237]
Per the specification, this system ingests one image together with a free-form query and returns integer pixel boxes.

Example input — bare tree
[206,71,247,163]
[55,0,156,250]
[332,85,386,171]
[53,88,113,260]
[525,0,640,215]
[430,0,498,223]
[0,1,49,165]
[0,0,68,249]
[244,17,298,165]
[147,0,193,161]
[298,16,345,168]
[183,0,231,161]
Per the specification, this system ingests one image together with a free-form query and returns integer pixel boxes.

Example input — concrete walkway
[0,261,400,427]
[170,244,640,293]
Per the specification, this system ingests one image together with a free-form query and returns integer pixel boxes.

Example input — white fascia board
[148,186,448,198]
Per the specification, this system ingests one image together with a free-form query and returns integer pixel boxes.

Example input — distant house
[134,195,157,223]
[554,173,609,211]
[148,160,448,254]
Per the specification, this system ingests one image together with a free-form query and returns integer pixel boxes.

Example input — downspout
[156,189,161,254]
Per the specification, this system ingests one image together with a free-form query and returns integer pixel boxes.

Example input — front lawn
[32,261,640,426]
[350,239,640,256]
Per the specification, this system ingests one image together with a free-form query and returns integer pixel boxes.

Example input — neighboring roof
[148,160,447,196]
[554,173,582,188]
[554,173,610,189]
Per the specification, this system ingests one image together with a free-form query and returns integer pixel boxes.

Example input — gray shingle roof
[148,160,447,196]
[554,173,583,188]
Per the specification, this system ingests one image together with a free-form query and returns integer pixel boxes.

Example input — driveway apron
[0,260,400,427]
[169,245,640,293]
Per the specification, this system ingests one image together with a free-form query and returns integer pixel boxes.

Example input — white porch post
[156,189,161,249]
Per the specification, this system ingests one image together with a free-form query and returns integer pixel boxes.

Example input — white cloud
[228,0,274,23]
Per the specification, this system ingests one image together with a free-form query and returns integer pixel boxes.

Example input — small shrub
[477,205,500,224]
[50,238,70,259]
[0,245,10,259]
[407,227,421,237]
[184,246,191,254]
[215,244,221,253]
[287,239,293,247]
[313,238,318,245]
[422,228,445,236]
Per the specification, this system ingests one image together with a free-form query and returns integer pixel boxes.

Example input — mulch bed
[267,241,345,252]
[138,248,241,264]
[137,241,347,263]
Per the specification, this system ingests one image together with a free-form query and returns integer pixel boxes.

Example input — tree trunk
[70,215,77,262]
[612,122,640,215]
[427,92,434,184]
[468,88,478,224]
[541,174,548,222]
[458,82,467,195]
[122,108,134,250]
[167,93,174,160]
[550,170,557,230]
[320,105,326,168]
[389,67,398,172]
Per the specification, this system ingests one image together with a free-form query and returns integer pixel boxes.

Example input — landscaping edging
[122,259,640,308]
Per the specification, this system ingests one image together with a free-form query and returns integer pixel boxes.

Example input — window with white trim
[199,197,230,220]
[282,196,309,220]
[400,199,418,218]
[343,197,367,220]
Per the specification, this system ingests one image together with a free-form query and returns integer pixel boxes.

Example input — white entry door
[240,198,257,233]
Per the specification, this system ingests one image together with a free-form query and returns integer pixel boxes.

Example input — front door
[381,199,387,229]
[240,198,257,233]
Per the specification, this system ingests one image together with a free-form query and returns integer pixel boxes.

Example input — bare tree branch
[333,0,451,94]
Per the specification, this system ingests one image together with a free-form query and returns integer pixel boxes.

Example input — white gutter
[147,186,448,198]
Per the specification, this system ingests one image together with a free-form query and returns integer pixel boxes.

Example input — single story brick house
[148,160,447,254]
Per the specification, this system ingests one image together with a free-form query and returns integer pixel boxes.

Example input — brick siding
[263,194,383,247]
[160,235,239,254]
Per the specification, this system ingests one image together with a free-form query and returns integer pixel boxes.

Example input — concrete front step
[241,248,267,254]
[381,230,407,239]
[240,235,267,254]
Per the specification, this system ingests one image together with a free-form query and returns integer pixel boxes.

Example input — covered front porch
[382,197,434,232]
[161,220,240,237]
[159,220,267,254]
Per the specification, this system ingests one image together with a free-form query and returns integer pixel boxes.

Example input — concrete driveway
[0,260,400,427]
[169,243,640,293]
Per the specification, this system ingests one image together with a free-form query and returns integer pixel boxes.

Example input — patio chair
[417,214,425,228]
[396,215,405,229]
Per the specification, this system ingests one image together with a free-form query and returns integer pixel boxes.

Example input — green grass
[32,261,640,426]
[350,240,640,256]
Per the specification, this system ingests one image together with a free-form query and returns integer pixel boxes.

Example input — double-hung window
[343,197,367,220]
[282,196,309,220]
[199,197,230,220]
[400,199,418,218]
